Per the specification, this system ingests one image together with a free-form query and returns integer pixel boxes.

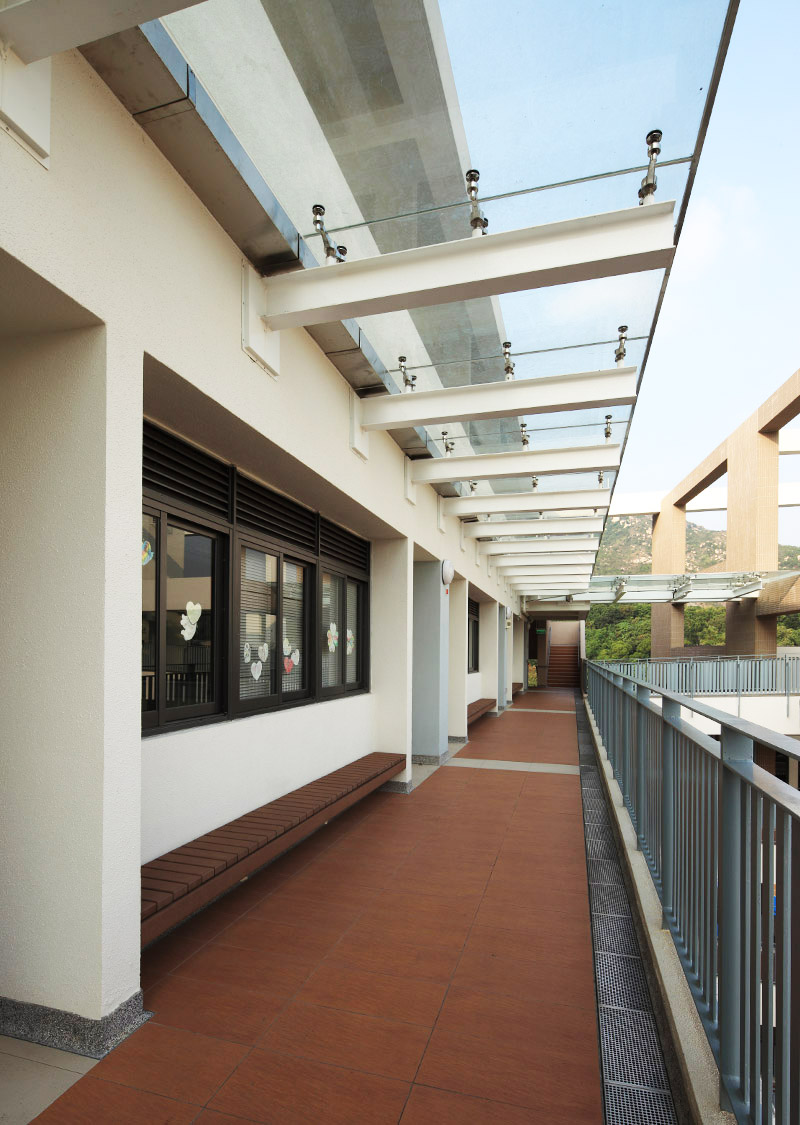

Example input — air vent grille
[319,517,370,574]
[236,475,317,555]
[468,598,479,618]
[143,422,231,520]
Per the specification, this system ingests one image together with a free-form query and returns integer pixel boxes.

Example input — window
[141,506,225,729]
[142,423,369,732]
[468,598,480,673]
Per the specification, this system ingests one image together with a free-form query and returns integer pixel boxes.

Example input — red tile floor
[35,688,603,1124]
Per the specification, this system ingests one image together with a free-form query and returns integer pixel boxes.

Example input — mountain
[595,515,800,575]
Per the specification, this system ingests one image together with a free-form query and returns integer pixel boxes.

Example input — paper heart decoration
[185,601,202,625]
[283,638,292,657]
[180,615,196,641]
[291,649,300,666]
[283,656,294,675]
[258,643,268,661]
[142,540,154,566]
[243,642,251,664]
[250,661,263,681]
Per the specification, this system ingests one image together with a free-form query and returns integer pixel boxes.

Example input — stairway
[548,644,580,687]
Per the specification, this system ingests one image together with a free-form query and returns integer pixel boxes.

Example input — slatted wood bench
[141,751,405,946]
[512,682,523,696]
[467,698,495,725]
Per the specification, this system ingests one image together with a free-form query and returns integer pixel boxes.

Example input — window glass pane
[282,560,306,695]
[142,514,158,712]
[239,546,277,700]
[346,580,359,685]
[166,524,216,708]
[321,572,343,688]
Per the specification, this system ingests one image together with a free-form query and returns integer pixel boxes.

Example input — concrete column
[497,604,507,712]
[513,616,524,692]
[651,504,686,656]
[505,611,513,705]
[725,425,779,655]
[372,538,414,781]
[411,561,449,764]
[479,600,499,711]
[447,577,468,742]
[0,326,143,1054]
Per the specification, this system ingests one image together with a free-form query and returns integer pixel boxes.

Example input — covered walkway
[35,690,602,1124]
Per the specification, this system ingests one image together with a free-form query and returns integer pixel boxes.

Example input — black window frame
[141,500,229,731]
[317,564,369,699]
[142,424,370,735]
[468,598,480,674]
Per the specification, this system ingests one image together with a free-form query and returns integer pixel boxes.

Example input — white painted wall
[0,328,141,1020]
[371,539,414,785]
[142,694,376,861]
[681,694,800,739]
[448,579,468,739]
[549,620,580,645]
[466,672,483,706]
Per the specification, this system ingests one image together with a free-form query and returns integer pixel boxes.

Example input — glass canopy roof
[160,0,734,592]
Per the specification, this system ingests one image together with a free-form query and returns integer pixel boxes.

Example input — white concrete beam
[496,553,597,568]
[444,487,610,519]
[0,0,204,63]
[480,537,600,556]
[463,516,604,539]
[410,444,620,487]
[502,565,594,578]
[263,203,675,331]
[359,367,636,431]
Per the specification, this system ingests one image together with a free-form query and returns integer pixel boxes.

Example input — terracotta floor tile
[282,869,383,906]
[145,973,287,1045]
[452,945,596,1010]
[196,1112,263,1125]
[32,1077,199,1123]
[259,1000,429,1080]
[244,887,369,931]
[209,1048,410,1124]
[172,941,315,997]
[465,922,593,967]
[213,916,344,959]
[140,931,204,990]
[435,985,599,1059]
[297,962,446,1027]
[300,851,399,889]
[326,932,461,984]
[401,1084,540,1124]
[416,1027,602,1119]
[89,1022,246,1104]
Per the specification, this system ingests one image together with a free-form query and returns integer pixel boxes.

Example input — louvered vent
[319,517,370,574]
[143,422,232,520]
[468,598,480,618]
[236,474,318,554]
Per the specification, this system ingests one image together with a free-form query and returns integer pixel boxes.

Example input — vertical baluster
[774,807,790,1123]
[636,685,649,849]
[660,700,676,928]
[790,814,800,1124]
[740,781,751,1095]
[749,790,762,1120]
[719,727,753,1112]
[761,802,775,1118]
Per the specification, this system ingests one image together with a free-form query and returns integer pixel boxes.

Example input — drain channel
[576,697,678,1125]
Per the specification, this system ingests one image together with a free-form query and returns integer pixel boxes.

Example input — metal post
[636,684,650,848]
[661,698,679,928]
[718,725,753,1111]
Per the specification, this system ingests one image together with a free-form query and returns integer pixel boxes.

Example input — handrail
[598,653,800,700]
[585,660,800,1123]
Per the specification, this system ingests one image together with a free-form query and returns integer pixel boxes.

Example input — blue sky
[440,0,800,543]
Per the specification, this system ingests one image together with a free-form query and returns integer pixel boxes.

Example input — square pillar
[725,425,779,655]
[651,504,686,657]
[447,577,468,742]
[411,560,449,764]
[513,615,524,692]
[497,604,507,712]
[479,600,500,711]
[372,538,414,783]
[505,610,513,705]
[0,325,144,1054]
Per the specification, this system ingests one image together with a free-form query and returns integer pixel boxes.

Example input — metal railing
[586,661,800,1124]
[599,654,800,698]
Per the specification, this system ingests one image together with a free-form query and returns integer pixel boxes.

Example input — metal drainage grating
[603,1084,677,1125]
[587,858,625,885]
[596,952,651,1011]
[589,882,632,916]
[592,913,640,957]
[599,1009,671,1090]
[587,836,621,861]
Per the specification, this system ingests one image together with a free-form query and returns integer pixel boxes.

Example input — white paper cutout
[243,642,251,664]
[292,648,300,665]
[185,601,202,625]
[327,622,339,653]
[283,638,292,657]
[346,628,355,655]
[180,615,196,641]
[251,660,263,681]
[258,643,268,661]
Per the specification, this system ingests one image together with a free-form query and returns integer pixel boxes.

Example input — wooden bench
[512,682,523,696]
[467,698,495,725]
[141,751,405,946]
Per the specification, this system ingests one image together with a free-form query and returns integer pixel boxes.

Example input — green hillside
[586,516,800,659]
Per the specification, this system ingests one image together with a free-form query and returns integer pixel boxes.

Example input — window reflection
[166,525,215,708]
